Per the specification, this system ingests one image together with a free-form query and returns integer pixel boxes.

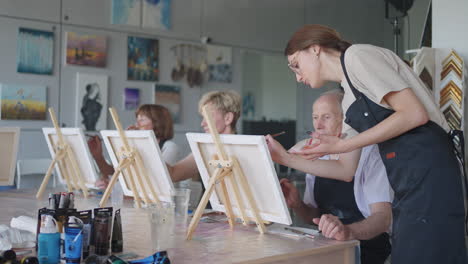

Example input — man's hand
[280,178,302,209]
[313,214,353,241]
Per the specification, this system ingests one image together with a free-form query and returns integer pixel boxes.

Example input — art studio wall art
[111,0,141,26]
[124,88,140,110]
[66,32,107,68]
[142,0,171,30]
[154,84,180,123]
[75,73,108,131]
[207,44,232,83]
[17,28,54,75]
[128,36,159,81]
[0,83,47,120]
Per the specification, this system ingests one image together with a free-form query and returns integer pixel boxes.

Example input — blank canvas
[42,127,99,188]
[0,127,20,186]
[100,130,174,203]
[187,133,292,225]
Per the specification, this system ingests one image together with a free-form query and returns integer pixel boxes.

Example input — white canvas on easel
[100,130,174,203]
[0,127,20,186]
[187,133,292,225]
[42,127,99,188]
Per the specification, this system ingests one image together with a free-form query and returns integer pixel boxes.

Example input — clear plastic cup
[172,188,191,231]
[146,202,174,251]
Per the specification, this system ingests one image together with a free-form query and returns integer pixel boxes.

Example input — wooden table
[0,189,358,264]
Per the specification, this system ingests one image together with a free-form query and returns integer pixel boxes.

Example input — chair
[16,159,56,189]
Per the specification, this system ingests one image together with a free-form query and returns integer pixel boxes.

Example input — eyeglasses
[287,52,301,75]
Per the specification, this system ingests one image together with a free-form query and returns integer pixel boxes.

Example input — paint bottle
[64,216,83,264]
[37,215,60,264]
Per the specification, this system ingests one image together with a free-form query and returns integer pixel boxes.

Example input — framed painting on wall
[111,0,141,26]
[142,0,171,30]
[66,31,107,68]
[154,84,180,123]
[75,73,108,131]
[207,44,232,83]
[127,36,159,81]
[124,88,140,110]
[0,83,47,120]
[17,28,54,75]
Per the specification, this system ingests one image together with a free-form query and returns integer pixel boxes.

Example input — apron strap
[449,129,468,235]
[340,50,363,100]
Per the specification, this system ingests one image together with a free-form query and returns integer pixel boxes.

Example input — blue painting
[207,45,232,83]
[124,88,140,110]
[17,28,54,75]
[127,36,159,81]
[142,0,171,30]
[111,0,140,26]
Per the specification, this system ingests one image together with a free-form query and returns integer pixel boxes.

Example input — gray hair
[315,89,344,114]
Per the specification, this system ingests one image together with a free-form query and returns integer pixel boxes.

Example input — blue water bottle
[64,216,83,264]
[37,215,60,264]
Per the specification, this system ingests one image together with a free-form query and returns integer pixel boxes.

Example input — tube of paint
[76,211,92,259]
[92,208,113,256]
[64,216,83,264]
[111,209,122,253]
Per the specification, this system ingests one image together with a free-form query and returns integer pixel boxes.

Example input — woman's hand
[265,135,289,164]
[95,177,110,190]
[280,178,302,209]
[127,124,138,130]
[290,132,347,160]
[87,136,103,160]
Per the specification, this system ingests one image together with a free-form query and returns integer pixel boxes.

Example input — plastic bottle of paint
[64,216,83,264]
[37,215,60,264]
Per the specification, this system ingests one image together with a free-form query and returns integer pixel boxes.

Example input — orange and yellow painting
[0,84,47,120]
[66,32,107,68]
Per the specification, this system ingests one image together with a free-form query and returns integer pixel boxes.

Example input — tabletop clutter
[0,191,173,264]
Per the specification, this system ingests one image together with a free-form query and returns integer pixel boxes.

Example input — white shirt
[303,144,393,218]
[161,140,180,166]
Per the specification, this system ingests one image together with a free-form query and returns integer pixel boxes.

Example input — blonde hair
[198,90,241,131]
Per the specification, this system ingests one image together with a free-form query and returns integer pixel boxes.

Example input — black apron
[315,177,391,264]
[340,50,467,264]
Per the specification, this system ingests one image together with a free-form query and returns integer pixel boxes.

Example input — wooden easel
[186,105,266,240]
[36,108,89,199]
[99,107,160,208]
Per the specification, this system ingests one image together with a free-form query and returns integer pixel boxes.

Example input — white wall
[0,0,392,172]
[260,55,296,120]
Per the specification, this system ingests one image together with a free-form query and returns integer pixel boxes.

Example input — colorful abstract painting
[17,28,54,75]
[111,0,141,26]
[76,73,108,131]
[124,88,140,110]
[142,0,171,30]
[0,83,47,120]
[128,36,159,81]
[207,45,232,83]
[66,32,107,67]
[154,84,180,123]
